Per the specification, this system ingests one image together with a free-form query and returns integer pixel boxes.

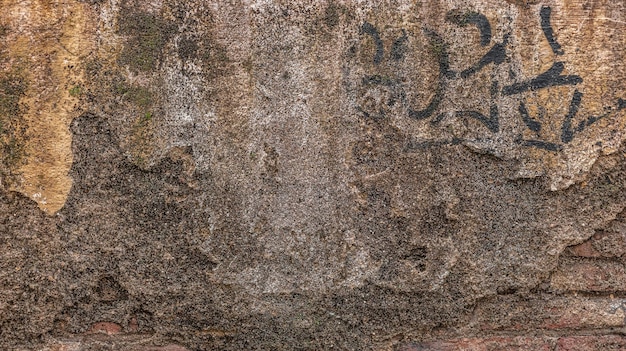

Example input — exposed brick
[568,219,626,258]
[591,229,626,258]
[128,316,139,333]
[398,337,554,351]
[86,321,122,335]
[551,258,626,292]
[557,335,626,351]
[568,241,602,258]
[474,295,625,331]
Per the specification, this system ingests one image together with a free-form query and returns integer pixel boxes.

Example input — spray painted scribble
[353,6,625,152]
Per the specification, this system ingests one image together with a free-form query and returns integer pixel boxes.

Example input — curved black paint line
[518,101,542,133]
[391,30,408,61]
[520,139,563,152]
[356,106,386,121]
[408,84,444,120]
[540,6,565,55]
[578,97,626,131]
[459,40,508,78]
[424,29,455,79]
[490,79,500,98]
[430,112,446,125]
[560,90,583,143]
[445,10,492,46]
[455,106,499,133]
[502,62,582,96]
[407,29,454,121]
[361,22,384,65]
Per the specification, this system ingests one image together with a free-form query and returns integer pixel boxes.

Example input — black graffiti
[408,85,444,121]
[445,10,492,46]
[540,6,565,55]
[391,30,408,61]
[459,37,508,79]
[407,30,449,120]
[362,75,396,86]
[455,81,500,133]
[561,92,626,143]
[503,6,581,96]
[560,90,584,143]
[518,101,542,133]
[456,108,499,133]
[502,62,582,95]
[444,9,509,79]
[361,22,384,65]
[424,29,455,79]
[356,7,624,152]
[518,139,563,152]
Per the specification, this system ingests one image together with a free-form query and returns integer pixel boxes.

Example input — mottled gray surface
[0,1,625,350]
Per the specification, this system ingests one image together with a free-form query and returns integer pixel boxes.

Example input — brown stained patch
[87,321,123,335]
[129,111,157,168]
[117,10,175,73]
[2,0,95,213]
[559,0,625,113]
[192,2,252,166]
[0,70,28,188]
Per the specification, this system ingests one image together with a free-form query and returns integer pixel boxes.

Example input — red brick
[551,258,626,292]
[474,295,625,331]
[86,321,122,335]
[591,230,626,258]
[557,335,626,351]
[568,221,626,258]
[128,316,139,333]
[568,241,602,258]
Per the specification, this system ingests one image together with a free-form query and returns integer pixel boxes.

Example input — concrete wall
[0,1,624,350]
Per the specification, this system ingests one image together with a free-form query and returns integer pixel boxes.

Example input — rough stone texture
[0,0,624,350]
[556,336,626,351]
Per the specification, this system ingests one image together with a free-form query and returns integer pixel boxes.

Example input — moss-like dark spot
[125,86,153,109]
[324,2,340,28]
[83,58,131,107]
[178,36,199,61]
[139,111,153,126]
[84,59,103,79]
[241,57,254,75]
[129,108,157,168]
[69,85,82,97]
[117,11,175,73]
[429,41,444,56]
[199,38,231,80]
[0,70,28,186]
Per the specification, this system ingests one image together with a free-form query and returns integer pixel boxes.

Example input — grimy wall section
[0,0,624,350]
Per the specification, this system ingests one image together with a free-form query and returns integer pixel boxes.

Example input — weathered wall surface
[0,0,624,350]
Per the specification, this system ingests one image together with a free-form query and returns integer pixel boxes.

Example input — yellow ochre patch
[1,0,94,214]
